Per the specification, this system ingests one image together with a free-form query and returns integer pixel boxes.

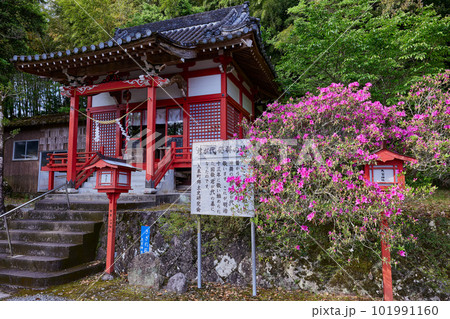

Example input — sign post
[84,154,139,274]
[197,216,201,289]
[364,145,416,301]
[191,140,256,295]
[251,220,256,296]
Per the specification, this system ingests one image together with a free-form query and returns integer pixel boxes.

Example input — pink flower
[398,250,406,257]
[300,225,309,232]
[295,245,300,250]
[307,211,315,221]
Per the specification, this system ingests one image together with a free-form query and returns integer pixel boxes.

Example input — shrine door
[91,111,118,157]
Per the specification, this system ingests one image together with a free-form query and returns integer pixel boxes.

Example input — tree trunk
[0,88,6,216]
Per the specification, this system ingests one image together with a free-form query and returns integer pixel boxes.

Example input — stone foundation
[96,210,449,300]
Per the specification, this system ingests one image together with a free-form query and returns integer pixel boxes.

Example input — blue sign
[140,226,150,254]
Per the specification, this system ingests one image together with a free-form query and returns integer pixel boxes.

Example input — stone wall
[96,209,449,301]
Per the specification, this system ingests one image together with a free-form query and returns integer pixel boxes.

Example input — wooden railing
[43,145,192,190]
[44,151,98,171]
[74,152,102,189]
[43,150,100,190]
[153,143,175,187]
[152,144,192,187]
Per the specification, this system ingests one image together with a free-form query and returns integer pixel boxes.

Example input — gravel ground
[6,293,73,301]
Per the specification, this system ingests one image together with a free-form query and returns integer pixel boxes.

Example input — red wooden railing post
[171,141,176,162]
[48,171,54,190]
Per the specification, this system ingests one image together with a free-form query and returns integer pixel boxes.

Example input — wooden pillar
[85,96,92,153]
[115,107,121,157]
[239,113,244,139]
[67,92,79,187]
[381,218,393,301]
[145,85,157,188]
[48,171,54,190]
[105,192,120,274]
[220,71,228,140]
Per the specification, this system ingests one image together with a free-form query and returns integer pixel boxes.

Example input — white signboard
[191,140,254,217]
[373,167,395,183]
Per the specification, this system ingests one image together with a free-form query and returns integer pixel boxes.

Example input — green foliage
[159,0,204,18]
[158,211,249,243]
[0,0,46,84]
[48,0,141,48]
[3,71,68,118]
[273,0,449,103]
[126,2,166,27]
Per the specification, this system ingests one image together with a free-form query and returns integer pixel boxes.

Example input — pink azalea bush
[228,77,448,259]
[398,71,450,186]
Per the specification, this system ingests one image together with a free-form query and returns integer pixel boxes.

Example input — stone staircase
[0,202,104,288]
[0,191,190,288]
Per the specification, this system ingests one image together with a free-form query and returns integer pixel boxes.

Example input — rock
[128,252,163,289]
[215,255,237,278]
[101,273,114,281]
[430,296,440,301]
[0,292,11,300]
[166,273,187,294]
[238,257,252,278]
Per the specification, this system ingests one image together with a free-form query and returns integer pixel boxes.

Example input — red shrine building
[11,3,277,193]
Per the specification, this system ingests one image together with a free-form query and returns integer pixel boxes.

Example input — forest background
[0,0,448,118]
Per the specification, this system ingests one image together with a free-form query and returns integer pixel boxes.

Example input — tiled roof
[114,3,257,47]
[11,2,278,97]
[11,2,273,74]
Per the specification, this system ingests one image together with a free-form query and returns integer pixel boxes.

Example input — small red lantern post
[364,144,416,301]
[85,155,139,274]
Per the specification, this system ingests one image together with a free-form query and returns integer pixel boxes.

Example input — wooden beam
[61,75,170,97]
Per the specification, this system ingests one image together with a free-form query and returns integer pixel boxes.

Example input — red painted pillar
[220,71,228,140]
[146,85,157,188]
[85,96,92,153]
[48,171,54,190]
[381,217,393,301]
[105,192,120,274]
[67,92,79,187]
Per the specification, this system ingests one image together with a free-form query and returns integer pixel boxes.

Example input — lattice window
[227,103,241,139]
[189,101,220,145]
[91,112,117,156]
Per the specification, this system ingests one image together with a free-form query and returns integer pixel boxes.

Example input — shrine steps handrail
[1,183,71,256]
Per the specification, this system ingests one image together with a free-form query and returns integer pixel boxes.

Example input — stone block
[128,252,163,289]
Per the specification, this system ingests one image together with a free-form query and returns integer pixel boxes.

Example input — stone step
[0,230,91,245]
[9,220,102,233]
[25,210,105,221]
[0,240,92,260]
[0,254,74,272]
[0,260,104,288]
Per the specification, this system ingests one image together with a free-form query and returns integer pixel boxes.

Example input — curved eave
[12,27,278,98]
